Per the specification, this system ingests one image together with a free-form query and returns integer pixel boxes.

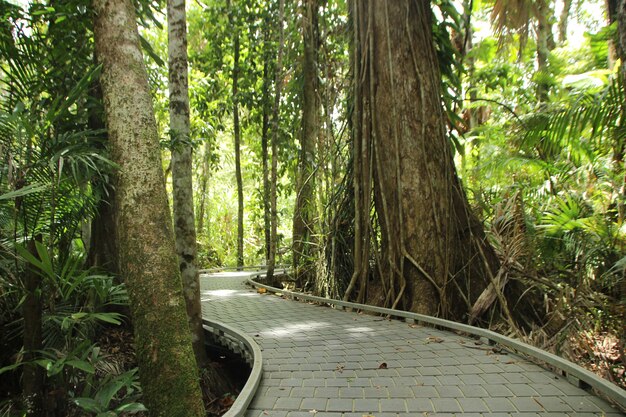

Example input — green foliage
[73,369,146,417]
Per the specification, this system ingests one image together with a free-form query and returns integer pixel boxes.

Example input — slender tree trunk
[267,0,285,281]
[293,0,319,286]
[232,28,244,269]
[197,139,211,233]
[261,24,272,264]
[535,0,554,102]
[168,0,208,368]
[86,81,118,273]
[93,0,205,414]
[22,237,43,416]
[350,0,497,319]
[558,0,573,44]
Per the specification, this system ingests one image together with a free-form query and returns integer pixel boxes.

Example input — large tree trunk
[350,0,497,319]
[93,0,205,414]
[167,0,208,368]
[292,0,319,286]
[267,0,285,281]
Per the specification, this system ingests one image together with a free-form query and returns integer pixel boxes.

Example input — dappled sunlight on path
[200,272,623,417]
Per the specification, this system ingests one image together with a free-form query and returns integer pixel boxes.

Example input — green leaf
[73,397,104,413]
[66,359,95,374]
[92,312,123,325]
[116,402,148,413]
[139,35,165,67]
[0,183,48,200]
[94,379,126,408]
[0,362,24,374]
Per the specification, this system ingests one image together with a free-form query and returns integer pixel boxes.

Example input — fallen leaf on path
[257,288,267,294]
[335,364,345,373]
[426,336,444,343]
[408,323,421,328]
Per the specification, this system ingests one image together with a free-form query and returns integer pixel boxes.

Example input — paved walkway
[200,272,624,417]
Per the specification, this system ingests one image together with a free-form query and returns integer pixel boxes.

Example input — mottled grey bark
[293,0,319,286]
[93,0,205,414]
[167,0,208,368]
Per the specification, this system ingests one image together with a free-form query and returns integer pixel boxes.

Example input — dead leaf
[408,323,420,328]
[257,288,267,294]
[335,364,345,373]
[426,336,444,343]
[378,362,388,369]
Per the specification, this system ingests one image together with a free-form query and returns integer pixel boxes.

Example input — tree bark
[535,0,554,102]
[93,0,205,414]
[168,0,208,368]
[557,0,572,44]
[261,19,272,264]
[267,0,285,281]
[351,0,497,319]
[232,21,244,269]
[292,0,319,286]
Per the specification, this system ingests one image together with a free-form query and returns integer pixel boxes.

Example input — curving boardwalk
[200,271,624,417]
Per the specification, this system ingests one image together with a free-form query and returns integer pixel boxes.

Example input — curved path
[200,271,624,417]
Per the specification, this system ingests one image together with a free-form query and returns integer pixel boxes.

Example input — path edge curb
[246,273,626,412]
[202,319,263,417]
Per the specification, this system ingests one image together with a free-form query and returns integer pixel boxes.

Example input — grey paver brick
[482,384,513,397]
[411,385,438,398]
[458,384,488,397]
[506,383,539,396]
[362,386,390,398]
[338,387,363,398]
[432,398,462,413]
[299,398,328,411]
[302,379,326,387]
[275,398,304,410]
[483,397,517,412]
[405,398,434,412]
[314,387,339,397]
[249,396,278,409]
[435,385,464,398]
[326,398,353,412]
[380,398,407,412]
[353,398,380,412]
[457,397,490,412]
[510,396,546,412]
[280,378,303,387]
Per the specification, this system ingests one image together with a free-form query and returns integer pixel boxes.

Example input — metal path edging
[246,272,626,412]
[202,319,263,417]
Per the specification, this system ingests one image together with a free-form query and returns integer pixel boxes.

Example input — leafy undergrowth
[0,325,249,417]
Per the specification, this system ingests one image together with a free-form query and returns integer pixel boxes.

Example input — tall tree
[267,0,285,280]
[347,0,497,318]
[261,12,272,264]
[292,0,319,286]
[93,0,205,414]
[229,3,244,269]
[168,0,208,367]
